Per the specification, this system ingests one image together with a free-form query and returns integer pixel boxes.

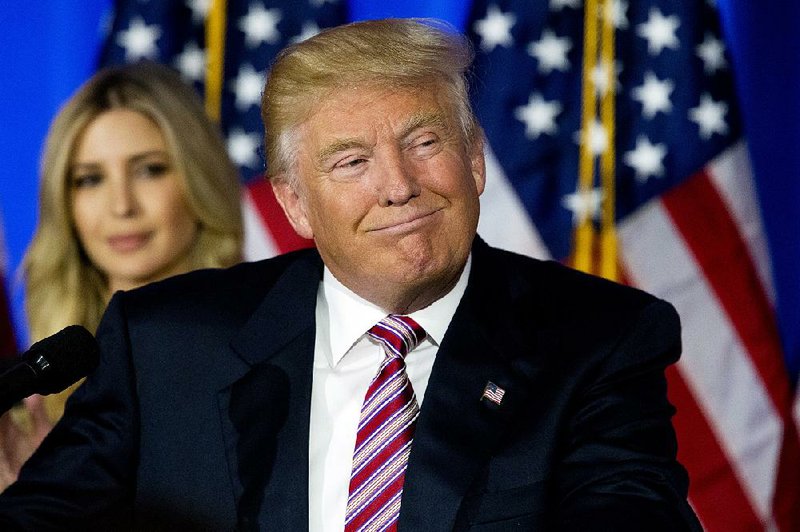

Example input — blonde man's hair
[23,62,243,342]
[261,18,479,183]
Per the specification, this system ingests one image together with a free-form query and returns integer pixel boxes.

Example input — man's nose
[376,149,421,207]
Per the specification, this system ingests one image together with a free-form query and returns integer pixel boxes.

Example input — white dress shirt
[308,257,471,531]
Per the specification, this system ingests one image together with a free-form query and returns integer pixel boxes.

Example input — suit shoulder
[477,244,676,325]
[115,248,320,319]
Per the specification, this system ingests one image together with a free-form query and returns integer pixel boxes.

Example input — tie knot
[367,314,426,358]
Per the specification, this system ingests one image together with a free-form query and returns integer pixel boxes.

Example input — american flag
[100,0,798,530]
[481,381,506,406]
[465,0,798,530]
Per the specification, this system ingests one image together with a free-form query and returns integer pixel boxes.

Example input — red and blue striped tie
[344,315,426,532]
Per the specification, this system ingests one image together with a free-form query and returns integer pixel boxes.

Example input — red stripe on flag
[246,177,315,255]
[667,365,762,530]
[662,170,790,411]
[773,420,800,532]
[661,169,800,530]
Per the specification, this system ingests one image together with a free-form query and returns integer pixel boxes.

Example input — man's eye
[332,156,368,171]
[409,135,442,157]
[341,158,366,168]
[411,134,440,149]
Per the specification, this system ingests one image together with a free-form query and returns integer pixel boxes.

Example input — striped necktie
[344,314,426,532]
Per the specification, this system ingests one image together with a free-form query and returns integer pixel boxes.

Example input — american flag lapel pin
[481,381,506,406]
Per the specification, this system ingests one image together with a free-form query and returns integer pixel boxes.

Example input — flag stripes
[666,364,762,530]
[619,142,796,528]
[243,178,313,261]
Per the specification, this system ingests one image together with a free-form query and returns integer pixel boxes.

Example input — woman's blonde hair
[262,18,479,184]
[23,62,243,341]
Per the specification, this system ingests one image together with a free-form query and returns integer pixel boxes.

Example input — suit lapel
[216,252,322,531]
[399,239,551,531]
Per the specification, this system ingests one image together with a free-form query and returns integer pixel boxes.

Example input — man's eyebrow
[399,112,448,139]
[315,112,449,164]
[317,138,366,165]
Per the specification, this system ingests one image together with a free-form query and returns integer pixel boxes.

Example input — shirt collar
[322,254,472,367]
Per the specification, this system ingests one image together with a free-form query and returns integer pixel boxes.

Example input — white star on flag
[227,128,262,169]
[231,64,265,111]
[187,0,211,23]
[575,120,609,156]
[473,5,516,52]
[591,60,622,97]
[696,33,727,74]
[175,41,205,83]
[632,72,674,118]
[292,22,321,43]
[239,5,282,48]
[550,0,580,10]
[116,16,161,61]
[611,0,629,30]
[637,8,680,55]
[690,93,729,139]
[624,135,667,182]
[514,93,562,139]
[562,187,604,224]
[528,30,572,74]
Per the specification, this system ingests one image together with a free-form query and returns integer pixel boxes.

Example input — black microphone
[0,325,100,415]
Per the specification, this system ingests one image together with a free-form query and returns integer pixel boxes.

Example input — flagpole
[599,0,617,281]
[205,0,227,121]
[575,0,600,275]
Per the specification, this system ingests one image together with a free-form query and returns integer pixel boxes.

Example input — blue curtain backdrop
[1,0,798,381]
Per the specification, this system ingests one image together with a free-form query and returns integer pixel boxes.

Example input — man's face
[272,84,486,312]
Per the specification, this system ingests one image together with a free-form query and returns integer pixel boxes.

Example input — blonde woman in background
[0,61,243,488]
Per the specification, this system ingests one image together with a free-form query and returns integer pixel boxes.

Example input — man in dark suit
[0,18,700,531]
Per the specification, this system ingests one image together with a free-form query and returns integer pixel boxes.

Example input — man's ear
[469,131,487,196]
[271,175,314,239]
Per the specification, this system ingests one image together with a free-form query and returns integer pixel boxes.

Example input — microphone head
[26,325,100,395]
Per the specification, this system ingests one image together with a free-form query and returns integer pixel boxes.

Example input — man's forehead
[304,86,452,139]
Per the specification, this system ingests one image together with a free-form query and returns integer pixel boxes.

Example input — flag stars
[292,22,321,43]
[239,4,282,48]
[231,64,265,111]
[697,33,727,74]
[637,8,680,55]
[625,136,667,182]
[592,60,622,97]
[690,93,728,139]
[187,0,211,24]
[227,129,261,169]
[550,0,580,11]
[116,17,161,61]
[514,93,562,139]
[473,5,516,52]
[562,188,604,224]
[575,120,609,156]
[610,0,629,30]
[528,30,572,74]
[175,42,205,82]
[632,72,674,118]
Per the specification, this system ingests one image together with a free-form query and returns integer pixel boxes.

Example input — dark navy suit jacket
[0,238,701,531]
